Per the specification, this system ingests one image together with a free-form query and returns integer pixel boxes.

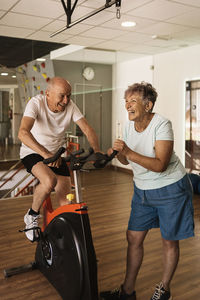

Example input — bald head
[45,77,72,113]
[47,77,71,92]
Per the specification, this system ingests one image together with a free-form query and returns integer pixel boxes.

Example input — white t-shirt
[124,113,186,189]
[20,94,83,158]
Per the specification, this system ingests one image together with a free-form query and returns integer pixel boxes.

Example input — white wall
[112,56,153,168]
[153,44,200,163]
[112,44,200,167]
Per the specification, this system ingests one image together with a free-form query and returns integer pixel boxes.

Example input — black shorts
[21,153,70,177]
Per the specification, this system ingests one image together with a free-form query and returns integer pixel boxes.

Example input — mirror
[0,36,127,162]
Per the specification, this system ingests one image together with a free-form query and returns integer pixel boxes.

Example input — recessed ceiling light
[152,35,171,41]
[1,72,8,76]
[12,75,16,78]
[36,58,46,61]
[121,21,136,28]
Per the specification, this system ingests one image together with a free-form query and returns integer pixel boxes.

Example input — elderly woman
[101,82,194,300]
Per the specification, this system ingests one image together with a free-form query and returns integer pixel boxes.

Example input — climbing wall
[16,54,55,111]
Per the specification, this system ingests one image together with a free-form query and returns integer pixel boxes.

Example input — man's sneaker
[150,282,172,300]
[24,209,40,242]
[100,285,136,300]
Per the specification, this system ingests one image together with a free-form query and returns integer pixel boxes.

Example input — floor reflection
[0,143,20,162]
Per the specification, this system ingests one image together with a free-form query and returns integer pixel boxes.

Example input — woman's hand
[113,139,130,156]
[110,139,129,165]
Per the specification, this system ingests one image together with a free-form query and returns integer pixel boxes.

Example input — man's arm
[18,116,52,159]
[76,117,100,152]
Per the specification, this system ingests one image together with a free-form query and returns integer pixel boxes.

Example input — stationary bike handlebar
[43,147,118,170]
[43,147,66,164]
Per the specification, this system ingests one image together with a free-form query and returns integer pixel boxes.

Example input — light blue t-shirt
[124,113,186,189]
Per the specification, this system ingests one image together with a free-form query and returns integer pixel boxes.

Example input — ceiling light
[36,58,46,61]
[121,21,136,28]
[1,72,8,76]
[12,75,16,78]
[152,35,171,41]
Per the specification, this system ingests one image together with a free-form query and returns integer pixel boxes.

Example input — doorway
[0,91,10,144]
[185,80,200,172]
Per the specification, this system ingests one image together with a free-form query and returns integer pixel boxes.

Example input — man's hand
[43,152,62,168]
[48,157,62,168]
[107,147,114,156]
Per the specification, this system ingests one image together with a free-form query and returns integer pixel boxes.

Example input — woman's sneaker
[100,285,136,300]
[150,282,172,300]
[24,209,40,242]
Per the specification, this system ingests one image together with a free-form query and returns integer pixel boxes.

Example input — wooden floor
[0,168,200,300]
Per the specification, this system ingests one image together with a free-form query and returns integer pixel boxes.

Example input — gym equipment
[4,147,117,300]
[51,0,122,37]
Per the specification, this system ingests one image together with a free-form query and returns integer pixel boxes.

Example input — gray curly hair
[124,82,158,108]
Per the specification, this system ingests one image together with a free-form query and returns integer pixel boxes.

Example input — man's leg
[24,162,57,242]
[54,174,71,206]
[122,230,148,294]
[161,238,179,291]
[31,162,57,212]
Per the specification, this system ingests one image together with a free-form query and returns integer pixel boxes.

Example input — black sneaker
[150,282,172,300]
[100,286,136,300]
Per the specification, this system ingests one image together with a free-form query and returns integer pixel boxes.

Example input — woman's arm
[113,139,173,172]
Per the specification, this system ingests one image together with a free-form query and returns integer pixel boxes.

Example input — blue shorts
[128,174,194,240]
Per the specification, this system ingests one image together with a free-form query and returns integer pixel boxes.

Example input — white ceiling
[1,0,200,60]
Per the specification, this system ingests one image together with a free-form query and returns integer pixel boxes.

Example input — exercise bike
[4,147,117,300]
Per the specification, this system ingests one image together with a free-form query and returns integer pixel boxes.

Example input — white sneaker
[24,209,40,242]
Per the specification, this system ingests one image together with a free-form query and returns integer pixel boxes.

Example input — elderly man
[18,76,100,242]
